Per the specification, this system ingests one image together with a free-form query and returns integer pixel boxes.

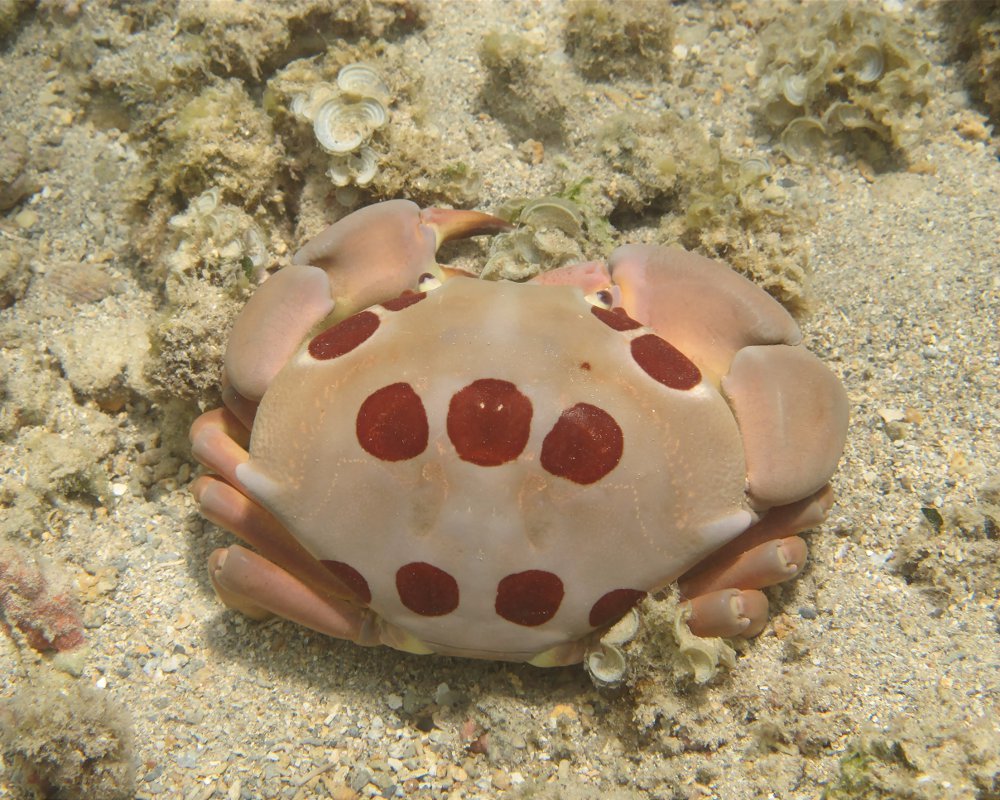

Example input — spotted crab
[190,200,848,667]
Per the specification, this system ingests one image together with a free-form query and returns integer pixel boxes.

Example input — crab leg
[679,485,832,597]
[190,408,251,479]
[685,589,771,638]
[208,545,374,643]
[679,486,833,637]
[190,411,359,605]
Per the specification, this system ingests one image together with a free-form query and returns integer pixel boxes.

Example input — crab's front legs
[190,409,380,645]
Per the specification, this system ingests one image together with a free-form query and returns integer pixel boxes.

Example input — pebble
[14,208,37,228]
[349,768,372,792]
[160,653,188,672]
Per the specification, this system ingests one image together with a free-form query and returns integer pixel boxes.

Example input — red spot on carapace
[382,290,427,311]
[396,562,459,616]
[579,361,591,371]
[591,305,642,331]
[308,310,379,360]
[588,588,646,628]
[540,402,623,484]
[447,379,532,466]
[321,560,372,604]
[630,334,701,390]
[356,383,428,461]
[495,570,564,626]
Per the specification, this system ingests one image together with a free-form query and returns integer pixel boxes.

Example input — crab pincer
[221,200,512,426]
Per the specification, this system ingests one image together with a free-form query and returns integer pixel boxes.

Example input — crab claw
[528,260,613,294]
[609,244,802,382]
[292,199,511,320]
[608,244,848,510]
[224,200,511,409]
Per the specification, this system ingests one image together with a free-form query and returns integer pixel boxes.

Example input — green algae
[564,0,675,82]
[945,0,1000,125]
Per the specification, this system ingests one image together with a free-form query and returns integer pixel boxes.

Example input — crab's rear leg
[207,545,372,639]
[609,245,848,638]
[679,486,833,637]
[190,409,380,643]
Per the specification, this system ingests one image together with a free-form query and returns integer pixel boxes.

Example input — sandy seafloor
[1,1,998,799]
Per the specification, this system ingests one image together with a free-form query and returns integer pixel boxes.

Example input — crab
[189,200,849,667]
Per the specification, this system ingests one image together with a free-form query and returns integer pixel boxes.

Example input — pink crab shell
[235,275,756,662]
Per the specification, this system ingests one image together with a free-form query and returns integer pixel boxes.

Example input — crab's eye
[584,289,614,310]
[418,272,442,292]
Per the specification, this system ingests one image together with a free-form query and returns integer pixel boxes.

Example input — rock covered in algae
[172,0,424,79]
[823,716,1000,800]
[267,48,482,218]
[0,239,30,309]
[0,670,135,800]
[581,109,811,309]
[82,0,421,268]
[563,0,675,81]
[482,197,588,281]
[595,111,716,213]
[163,188,270,293]
[946,1,1000,125]
[87,0,424,94]
[160,80,284,208]
[755,2,930,166]
[670,152,812,311]
[146,281,242,402]
[0,0,30,41]
[892,479,1000,601]
[0,130,39,212]
[146,188,271,401]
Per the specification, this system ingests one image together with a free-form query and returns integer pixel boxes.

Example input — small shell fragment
[292,83,338,122]
[585,644,627,688]
[781,72,809,107]
[780,116,826,162]
[326,146,379,187]
[289,92,309,119]
[519,197,583,235]
[313,98,387,154]
[326,158,351,187]
[348,146,378,186]
[850,43,885,83]
[738,156,772,188]
[822,101,882,135]
[601,607,640,646]
[192,187,221,216]
[337,63,391,103]
[242,227,269,270]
